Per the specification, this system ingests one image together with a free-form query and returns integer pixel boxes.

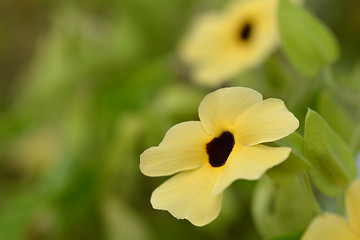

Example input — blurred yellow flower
[302,179,360,240]
[140,87,299,226]
[179,0,279,86]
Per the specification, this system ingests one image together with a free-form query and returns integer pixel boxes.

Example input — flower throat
[239,21,252,41]
[206,131,235,167]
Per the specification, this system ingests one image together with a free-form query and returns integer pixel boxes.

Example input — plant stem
[349,120,360,153]
[336,189,345,215]
[300,172,321,215]
[323,68,360,108]
[324,67,360,153]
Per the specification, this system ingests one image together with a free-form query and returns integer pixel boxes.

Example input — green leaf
[252,177,313,239]
[277,132,306,160]
[278,0,340,77]
[267,133,310,185]
[304,109,356,196]
[318,91,355,145]
[267,230,303,240]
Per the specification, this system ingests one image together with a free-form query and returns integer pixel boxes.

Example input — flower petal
[179,13,222,66]
[179,0,279,86]
[234,98,299,145]
[193,55,248,86]
[301,213,357,240]
[346,179,360,234]
[150,165,223,226]
[198,87,263,136]
[212,145,290,195]
[179,12,246,86]
[140,121,211,177]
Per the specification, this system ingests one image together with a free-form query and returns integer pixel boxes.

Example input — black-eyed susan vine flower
[140,87,299,226]
[302,179,360,240]
[179,0,279,86]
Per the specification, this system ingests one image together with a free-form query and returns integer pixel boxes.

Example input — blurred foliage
[252,176,313,239]
[304,109,356,196]
[0,0,360,239]
[279,0,339,77]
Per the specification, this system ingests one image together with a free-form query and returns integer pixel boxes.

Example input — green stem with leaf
[323,67,360,109]
[300,172,321,215]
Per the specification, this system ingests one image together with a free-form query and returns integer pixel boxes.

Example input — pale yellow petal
[193,54,247,86]
[179,13,223,65]
[301,213,357,240]
[224,0,279,60]
[180,0,279,86]
[198,87,263,136]
[234,98,299,145]
[179,13,244,86]
[140,121,211,177]
[150,165,223,226]
[346,179,360,234]
[212,145,290,195]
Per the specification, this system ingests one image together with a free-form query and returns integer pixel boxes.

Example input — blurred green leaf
[102,197,150,240]
[304,109,356,196]
[0,185,53,240]
[277,132,305,160]
[336,63,360,94]
[152,83,204,119]
[318,91,355,145]
[266,154,304,185]
[267,230,303,240]
[279,0,340,77]
[267,133,310,185]
[252,177,313,239]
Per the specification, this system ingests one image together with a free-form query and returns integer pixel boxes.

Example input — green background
[0,0,360,239]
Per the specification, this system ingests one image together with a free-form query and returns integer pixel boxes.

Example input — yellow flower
[140,87,299,226]
[302,179,360,240]
[179,0,279,86]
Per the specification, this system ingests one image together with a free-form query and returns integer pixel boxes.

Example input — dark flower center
[206,131,235,167]
[238,21,253,42]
